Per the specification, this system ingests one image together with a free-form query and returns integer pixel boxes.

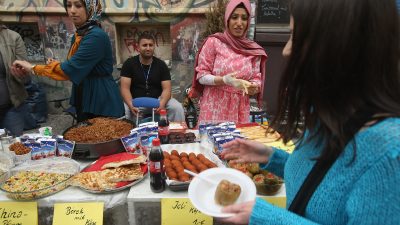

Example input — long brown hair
[270,0,400,162]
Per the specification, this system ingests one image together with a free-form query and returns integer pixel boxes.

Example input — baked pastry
[101,155,146,169]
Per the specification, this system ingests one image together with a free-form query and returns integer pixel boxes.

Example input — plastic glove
[222,73,238,85]
[223,73,246,90]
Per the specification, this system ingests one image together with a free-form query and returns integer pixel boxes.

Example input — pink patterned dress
[195,37,262,124]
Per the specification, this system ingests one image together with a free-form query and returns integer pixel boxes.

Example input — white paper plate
[188,167,256,218]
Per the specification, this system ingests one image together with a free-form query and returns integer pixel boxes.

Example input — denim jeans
[0,104,27,136]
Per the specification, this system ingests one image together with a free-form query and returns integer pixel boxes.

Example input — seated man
[120,33,184,122]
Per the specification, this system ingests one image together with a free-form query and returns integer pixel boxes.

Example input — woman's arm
[247,57,262,95]
[195,38,225,86]
[60,30,107,85]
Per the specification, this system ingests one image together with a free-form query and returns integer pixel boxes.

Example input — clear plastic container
[0,157,80,200]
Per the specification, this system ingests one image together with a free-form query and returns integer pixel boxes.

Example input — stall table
[127,176,286,225]
[0,160,132,225]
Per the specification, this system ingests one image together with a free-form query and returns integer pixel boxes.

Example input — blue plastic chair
[132,97,160,125]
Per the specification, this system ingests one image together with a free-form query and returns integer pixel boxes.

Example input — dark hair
[138,33,155,44]
[63,0,85,11]
[234,3,248,14]
[271,0,400,162]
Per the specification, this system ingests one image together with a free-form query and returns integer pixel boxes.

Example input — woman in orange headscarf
[191,0,267,124]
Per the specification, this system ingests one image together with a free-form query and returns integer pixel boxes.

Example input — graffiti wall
[0,0,255,104]
[117,24,171,64]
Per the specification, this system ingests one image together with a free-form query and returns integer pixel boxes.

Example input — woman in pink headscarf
[191,0,267,124]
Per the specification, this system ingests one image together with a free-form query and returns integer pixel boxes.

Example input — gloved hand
[223,73,252,94]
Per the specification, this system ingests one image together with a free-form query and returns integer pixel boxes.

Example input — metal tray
[77,161,147,194]
[162,143,225,192]
[63,118,135,160]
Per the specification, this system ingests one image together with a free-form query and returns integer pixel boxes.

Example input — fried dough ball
[174,166,184,173]
[171,150,179,156]
[180,157,189,162]
[206,162,217,168]
[171,159,181,166]
[164,159,171,167]
[179,174,190,182]
[186,165,197,173]
[166,170,178,180]
[165,167,175,174]
[170,155,180,161]
[163,151,170,159]
[191,158,202,165]
[179,152,189,158]
[197,164,208,172]
[197,154,206,160]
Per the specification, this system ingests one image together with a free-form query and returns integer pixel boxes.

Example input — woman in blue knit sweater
[221,0,400,224]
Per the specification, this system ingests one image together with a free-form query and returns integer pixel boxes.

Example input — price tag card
[0,202,38,225]
[162,198,212,225]
[53,202,104,225]
[261,196,286,208]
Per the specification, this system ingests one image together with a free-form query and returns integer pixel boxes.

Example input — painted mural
[0,0,256,104]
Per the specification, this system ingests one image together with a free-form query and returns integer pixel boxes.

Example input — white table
[127,175,286,225]
[0,160,130,225]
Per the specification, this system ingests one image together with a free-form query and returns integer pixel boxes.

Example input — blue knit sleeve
[259,147,289,178]
[250,198,319,225]
[345,149,400,225]
[61,28,107,85]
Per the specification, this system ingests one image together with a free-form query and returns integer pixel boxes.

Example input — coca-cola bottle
[149,138,165,193]
[158,109,170,144]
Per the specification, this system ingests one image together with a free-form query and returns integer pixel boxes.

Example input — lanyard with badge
[139,58,152,94]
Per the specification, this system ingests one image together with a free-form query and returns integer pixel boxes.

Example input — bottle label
[158,126,169,136]
[149,161,163,173]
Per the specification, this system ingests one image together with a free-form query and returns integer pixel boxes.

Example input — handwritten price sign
[162,199,212,225]
[52,202,104,225]
[0,202,38,225]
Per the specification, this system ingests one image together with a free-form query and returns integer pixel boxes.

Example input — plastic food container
[0,170,73,200]
[0,157,80,200]
[14,152,32,165]
[254,179,283,195]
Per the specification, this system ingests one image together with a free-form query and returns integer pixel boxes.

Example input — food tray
[0,157,80,200]
[76,161,147,194]
[162,143,225,191]
[0,170,73,200]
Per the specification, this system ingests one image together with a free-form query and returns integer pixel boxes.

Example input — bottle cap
[152,138,161,146]
[159,109,167,116]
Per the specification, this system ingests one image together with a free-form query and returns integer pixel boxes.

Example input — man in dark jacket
[0,25,29,136]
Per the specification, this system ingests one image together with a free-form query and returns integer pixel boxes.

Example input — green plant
[201,0,228,39]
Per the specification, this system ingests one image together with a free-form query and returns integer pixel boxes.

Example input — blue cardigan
[251,118,400,224]
[61,26,124,118]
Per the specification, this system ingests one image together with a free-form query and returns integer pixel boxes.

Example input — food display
[70,153,147,192]
[0,171,73,200]
[64,117,134,143]
[0,157,80,200]
[161,143,225,191]
[237,125,281,144]
[9,142,31,155]
[168,132,196,144]
[229,161,283,195]
[164,151,217,182]
[214,179,241,206]
[72,164,144,191]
